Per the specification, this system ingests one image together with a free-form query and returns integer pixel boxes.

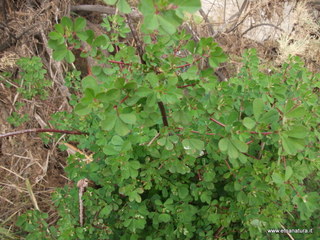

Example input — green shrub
[16,56,50,100]
[17,0,319,239]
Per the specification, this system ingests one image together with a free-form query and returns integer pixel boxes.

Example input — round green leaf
[65,50,75,63]
[115,119,130,136]
[182,138,204,151]
[48,31,63,40]
[218,138,229,152]
[178,186,189,199]
[158,213,171,223]
[74,103,92,116]
[227,143,239,159]
[253,98,264,120]
[285,166,293,181]
[103,0,117,4]
[117,0,131,13]
[243,117,256,129]
[101,113,117,131]
[61,16,73,29]
[231,138,248,153]
[52,47,67,61]
[119,113,136,125]
[285,125,308,139]
[74,17,86,32]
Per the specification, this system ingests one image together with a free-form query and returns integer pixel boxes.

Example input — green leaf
[285,166,293,181]
[285,106,307,118]
[61,17,73,29]
[165,141,174,150]
[243,117,256,129]
[54,24,64,34]
[48,31,63,40]
[93,35,108,47]
[130,161,141,170]
[115,119,130,136]
[103,0,117,4]
[74,103,92,116]
[218,138,229,152]
[82,76,98,92]
[139,0,156,16]
[124,82,137,90]
[119,113,136,124]
[103,145,119,155]
[227,143,239,159]
[65,50,75,63]
[96,89,120,102]
[172,111,190,124]
[100,205,112,217]
[111,135,124,145]
[117,0,131,13]
[146,72,159,87]
[209,48,227,68]
[260,109,279,124]
[158,213,171,223]
[285,125,308,139]
[114,77,125,89]
[143,14,159,31]
[281,135,305,155]
[76,31,89,41]
[182,139,204,151]
[157,137,166,146]
[253,98,264,120]
[101,113,117,131]
[238,154,248,164]
[74,17,86,32]
[136,87,153,97]
[231,138,248,153]
[160,11,182,34]
[178,185,189,199]
[173,0,201,13]
[272,172,284,185]
[129,191,141,203]
[52,46,67,61]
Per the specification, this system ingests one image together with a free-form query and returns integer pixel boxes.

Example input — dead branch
[198,8,215,36]
[70,5,142,19]
[0,23,39,52]
[0,128,87,138]
[241,23,284,37]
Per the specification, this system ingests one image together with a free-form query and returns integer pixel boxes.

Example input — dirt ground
[0,0,319,237]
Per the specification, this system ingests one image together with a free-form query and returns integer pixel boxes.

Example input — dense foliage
[16,0,319,239]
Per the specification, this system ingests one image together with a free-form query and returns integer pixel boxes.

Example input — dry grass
[277,1,320,66]
[0,0,72,237]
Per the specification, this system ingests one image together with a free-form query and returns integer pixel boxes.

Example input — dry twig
[77,178,89,227]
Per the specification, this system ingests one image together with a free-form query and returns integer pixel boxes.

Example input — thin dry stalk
[77,178,89,227]
[0,166,25,181]
[25,178,39,210]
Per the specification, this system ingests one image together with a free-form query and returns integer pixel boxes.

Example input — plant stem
[0,128,86,138]
[157,102,169,127]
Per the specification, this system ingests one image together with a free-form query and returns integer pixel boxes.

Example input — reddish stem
[250,131,275,135]
[287,182,302,198]
[210,118,226,127]
[175,56,203,69]
[242,152,259,160]
[177,83,196,88]
[0,128,86,138]
[176,127,216,136]
[120,95,129,104]
[108,60,131,66]
[175,63,191,69]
